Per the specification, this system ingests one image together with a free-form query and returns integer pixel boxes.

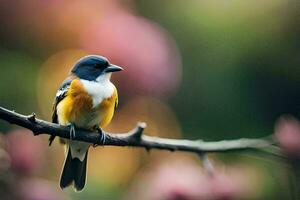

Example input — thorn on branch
[32,130,40,136]
[130,122,146,140]
[145,146,151,152]
[31,125,41,136]
[27,113,36,123]
[169,147,177,152]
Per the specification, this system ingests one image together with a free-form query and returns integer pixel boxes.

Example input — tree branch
[0,106,283,159]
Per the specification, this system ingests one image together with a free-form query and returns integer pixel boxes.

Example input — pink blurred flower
[0,148,10,172]
[80,9,182,99]
[5,129,46,175]
[124,157,258,200]
[19,178,69,200]
[2,0,182,98]
[275,115,300,158]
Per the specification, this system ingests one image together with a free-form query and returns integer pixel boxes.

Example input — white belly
[69,140,89,161]
[71,109,103,129]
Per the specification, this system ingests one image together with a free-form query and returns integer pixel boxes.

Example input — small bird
[49,55,123,191]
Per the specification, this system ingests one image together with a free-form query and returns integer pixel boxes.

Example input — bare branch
[0,106,283,159]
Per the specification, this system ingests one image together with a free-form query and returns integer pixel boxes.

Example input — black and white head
[71,55,123,82]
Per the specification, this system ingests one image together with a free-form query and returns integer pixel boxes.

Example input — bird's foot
[67,123,76,140]
[93,126,106,147]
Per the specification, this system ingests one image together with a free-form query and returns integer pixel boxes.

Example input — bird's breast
[57,78,117,129]
[81,78,115,108]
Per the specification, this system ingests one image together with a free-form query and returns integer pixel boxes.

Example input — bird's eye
[94,63,102,69]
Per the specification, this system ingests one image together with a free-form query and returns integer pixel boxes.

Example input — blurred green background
[0,0,299,199]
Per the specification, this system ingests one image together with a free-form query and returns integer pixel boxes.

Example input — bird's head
[71,55,123,82]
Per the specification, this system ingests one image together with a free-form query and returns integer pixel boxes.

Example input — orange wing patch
[57,79,93,127]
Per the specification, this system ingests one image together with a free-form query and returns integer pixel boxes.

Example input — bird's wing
[49,76,74,146]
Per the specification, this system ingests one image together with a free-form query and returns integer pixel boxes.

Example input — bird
[49,55,123,191]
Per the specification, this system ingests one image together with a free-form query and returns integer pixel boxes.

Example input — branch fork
[128,122,146,141]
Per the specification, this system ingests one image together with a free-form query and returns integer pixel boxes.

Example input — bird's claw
[68,124,76,140]
[95,126,102,134]
[93,126,106,147]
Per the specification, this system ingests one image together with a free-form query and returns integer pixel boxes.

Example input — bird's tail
[60,148,88,192]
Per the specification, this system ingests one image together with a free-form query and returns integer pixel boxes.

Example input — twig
[0,106,283,158]
[199,153,214,176]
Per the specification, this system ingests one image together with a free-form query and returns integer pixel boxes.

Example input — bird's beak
[104,64,123,73]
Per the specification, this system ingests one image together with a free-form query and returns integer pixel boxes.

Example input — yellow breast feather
[56,79,118,129]
[98,86,118,128]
